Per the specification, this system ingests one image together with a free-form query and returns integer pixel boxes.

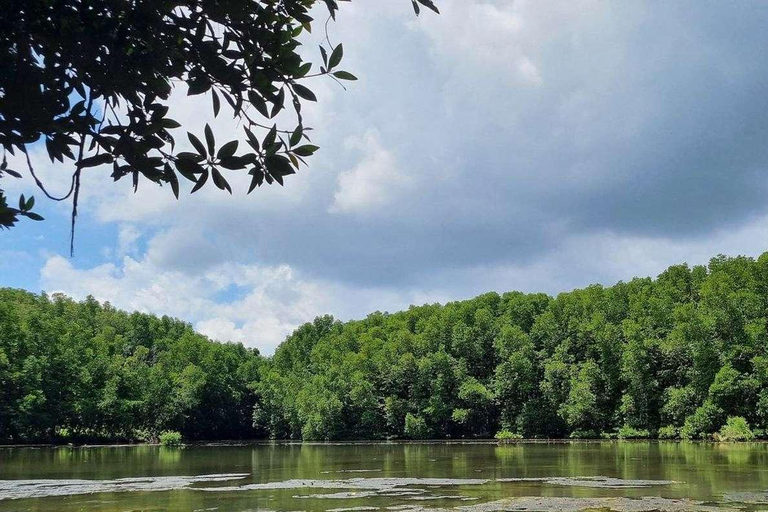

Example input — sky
[4,0,768,354]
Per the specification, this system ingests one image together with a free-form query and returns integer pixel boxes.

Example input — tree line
[2,253,768,443]
[0,289,262,442]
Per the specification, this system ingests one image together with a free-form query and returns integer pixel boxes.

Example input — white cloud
[38,235,446,354]
[330,130,413,214]
[415,214,768,300]
[409,0,551,87]
[195,318,246,344]
[39,252,323,353]
[38,212,768,356]
[116,225,141,257]
[517,56,543,85]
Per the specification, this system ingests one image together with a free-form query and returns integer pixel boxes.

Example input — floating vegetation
[298,492,379,499]
[379,490,428,496]
[496,476,678,489]
[407,495,472,501]
[327,507,380,512]
[323,470,385,474]
[0,473,249,500]
[0,475,684,501]
[456,497,733,512]
[722,491,768,504]
[199,477,490,493]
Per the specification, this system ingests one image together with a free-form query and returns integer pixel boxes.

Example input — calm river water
[1,441,767,511]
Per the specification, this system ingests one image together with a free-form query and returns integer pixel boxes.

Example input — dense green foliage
[715,416,755,442]
[254,253,768,440]
[158,430,184,447]
[3,252,768,443]
[0,288,262,443]
[494,430,522,441]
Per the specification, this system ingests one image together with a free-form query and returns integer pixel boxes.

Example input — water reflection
[0,442,766,512]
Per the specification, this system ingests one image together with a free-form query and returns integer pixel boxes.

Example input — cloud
[116,225,141,257]
[12,0,768,352]
[330,130,413,214]
[39,252,325,353]
[38,243,449,354]
[39,211,768,356]
[409,0,542,86]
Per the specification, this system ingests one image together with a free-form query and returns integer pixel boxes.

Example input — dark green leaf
[176,151,204,162]
[297,62,312,78]
[271,88,286,118]
[175,158,204,182]
[416,0,440,14]
[161,119,182,129]
[248,91,270,118]
[217,140,239,160]
[293,144,319,157]
[290,126,303,147]
[204,124,215,155]
[329,44,343,69]
[333,71,358,81]
[211,168,232,193]
[212,90,221,117]
[188,133,207,157]
[23,212,44,221]
[190,170,209,193]
[293,84,317,102]
[245,129,261,152]
[264,125,278,149]
[248,165,264,194]
[187,80,211,96]
[164,163,179,199]
[78,154,114,168]
[219,156,247,170]
[265,154,296,182]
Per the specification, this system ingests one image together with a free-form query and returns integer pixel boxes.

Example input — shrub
[403,413,430,440]
[657,425,679,439]
[495,430,523,441]
[680,401,722,440]
[569,429,599,439]
[159,430,183,447]
[715,416,754,442]
[617,425,652,439]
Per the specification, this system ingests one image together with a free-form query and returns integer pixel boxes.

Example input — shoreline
[2,438,767,449]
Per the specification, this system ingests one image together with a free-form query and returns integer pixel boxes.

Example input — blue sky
[4,0,768,354]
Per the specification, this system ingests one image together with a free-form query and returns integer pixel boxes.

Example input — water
[1,441,767,511]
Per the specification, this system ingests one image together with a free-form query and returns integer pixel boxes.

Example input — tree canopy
[0,0,439,245]
[2,252,768,443]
